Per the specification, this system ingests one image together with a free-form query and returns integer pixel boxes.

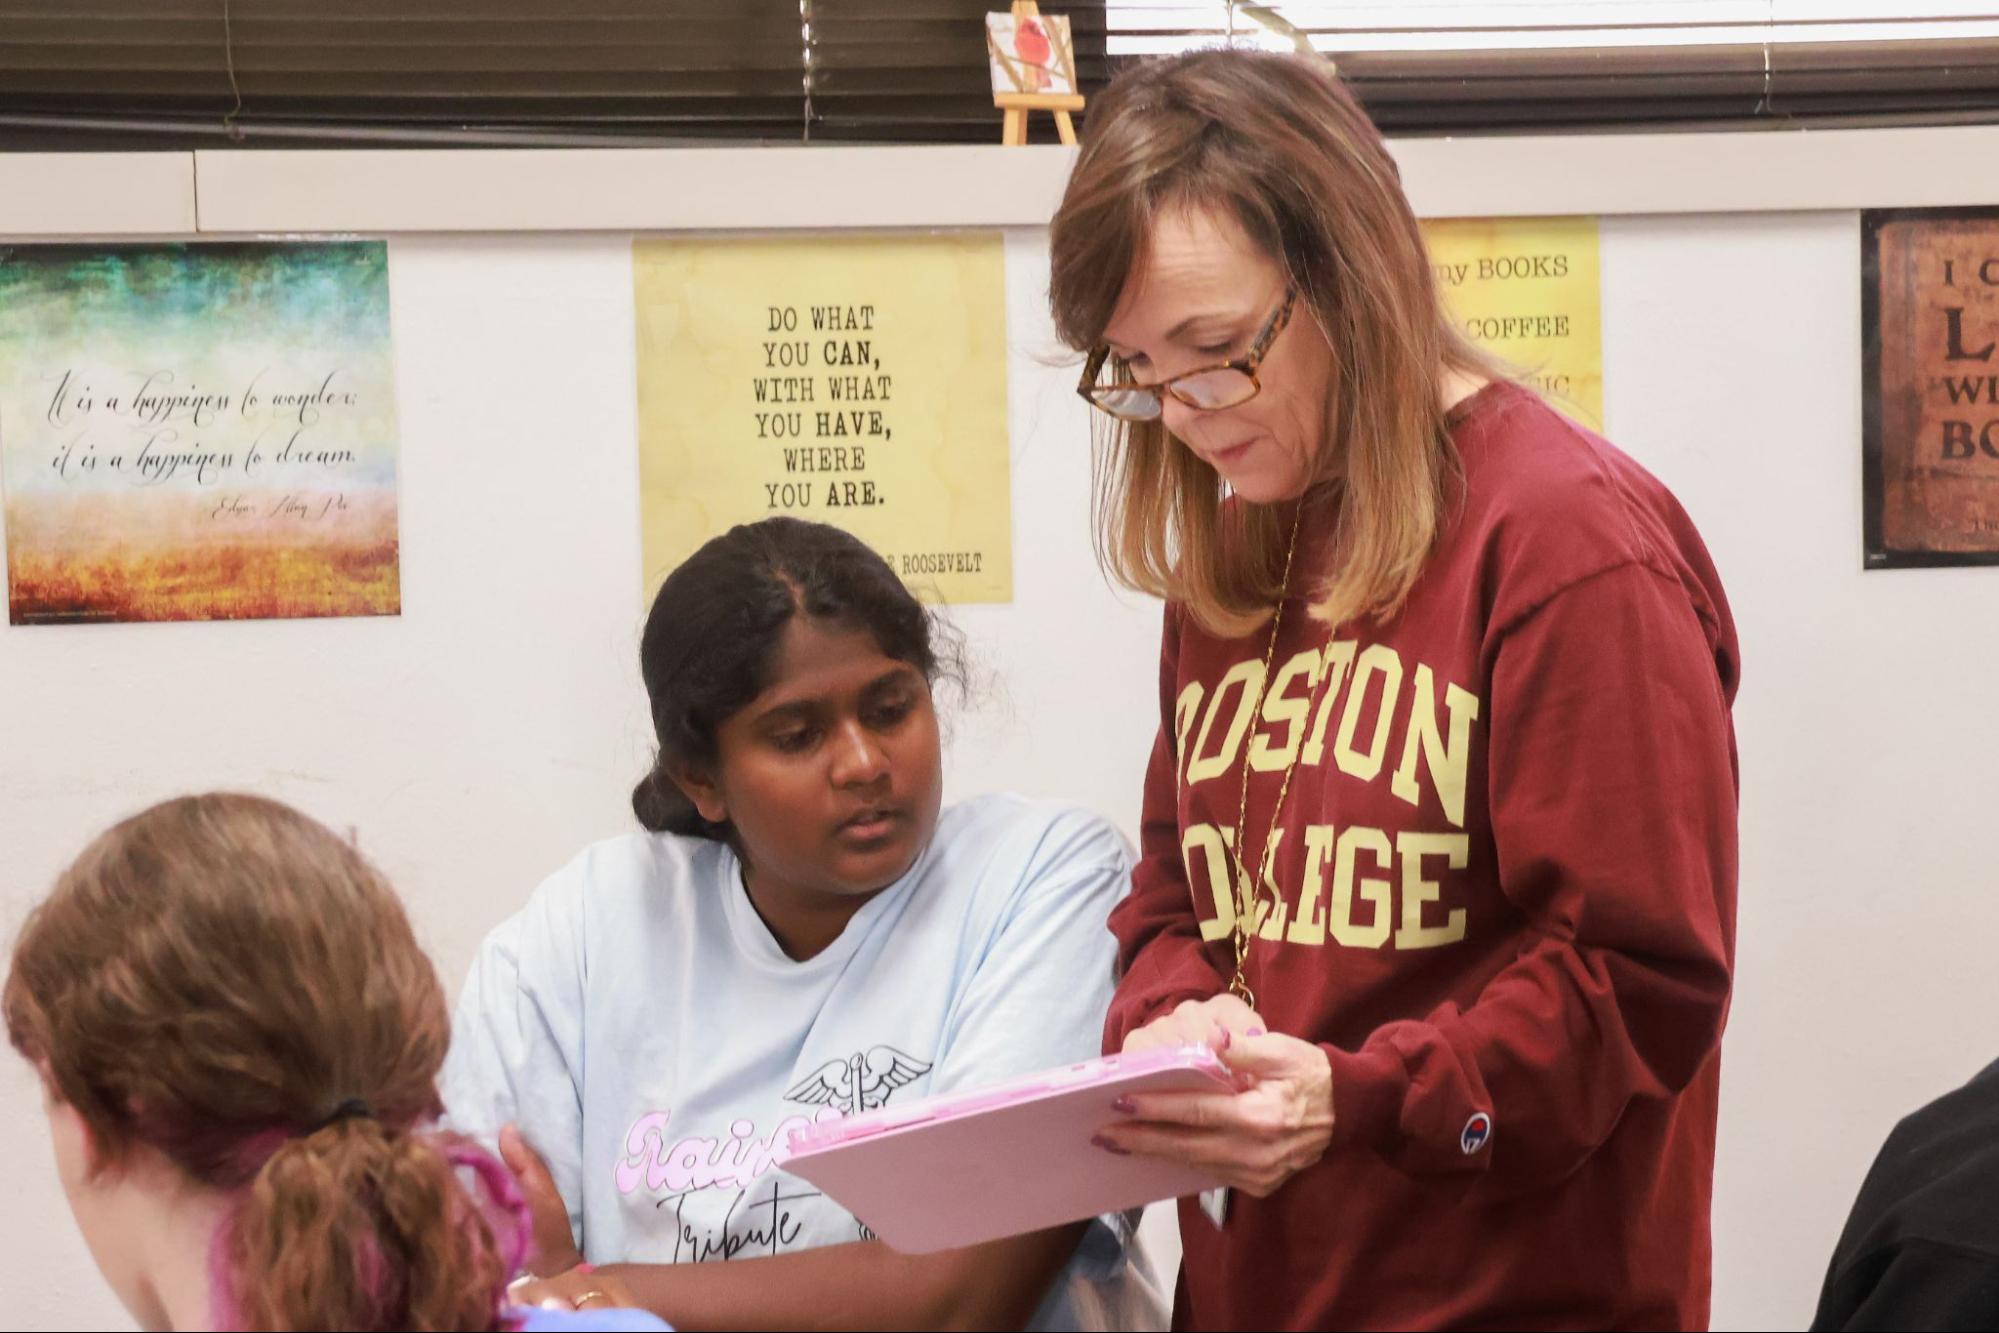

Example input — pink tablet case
[782,1044,1234,1253]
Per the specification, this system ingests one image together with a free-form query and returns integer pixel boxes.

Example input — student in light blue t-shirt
[443,517,1163,1331]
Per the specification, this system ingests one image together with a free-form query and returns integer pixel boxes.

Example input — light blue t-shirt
[443,795,1164,1331]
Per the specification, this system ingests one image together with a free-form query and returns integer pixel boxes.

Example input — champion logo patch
[1460,1111,1493,1155]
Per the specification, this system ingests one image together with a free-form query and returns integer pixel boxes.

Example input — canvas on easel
[986,3,1084,146]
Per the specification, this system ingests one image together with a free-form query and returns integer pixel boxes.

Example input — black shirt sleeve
[1814,1238,1999,1332]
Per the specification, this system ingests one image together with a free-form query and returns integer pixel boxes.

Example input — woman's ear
[670,761,728,826]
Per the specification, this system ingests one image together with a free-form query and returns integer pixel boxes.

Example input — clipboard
[782,1044,1235,1253]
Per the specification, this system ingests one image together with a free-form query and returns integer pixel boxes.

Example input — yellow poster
[1421,215,1603,431]
[635,233,1011,604]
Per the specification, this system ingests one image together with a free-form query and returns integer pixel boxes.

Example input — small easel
[990,1,1084,146]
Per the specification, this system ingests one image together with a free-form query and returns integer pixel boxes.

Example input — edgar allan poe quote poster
[0,240,401,624]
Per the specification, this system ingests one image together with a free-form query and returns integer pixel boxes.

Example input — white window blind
[1106,2,1999,131]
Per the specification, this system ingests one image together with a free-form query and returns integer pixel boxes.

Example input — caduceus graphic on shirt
[783,1047,933,1117]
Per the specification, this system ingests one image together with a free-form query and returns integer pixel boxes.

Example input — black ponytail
[630,764,717,838]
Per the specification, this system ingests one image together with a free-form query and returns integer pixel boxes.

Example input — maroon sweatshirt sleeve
[1103,604,1230,1052]
[1324,560,1738,1180]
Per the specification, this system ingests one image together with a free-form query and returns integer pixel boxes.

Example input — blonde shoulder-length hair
[1049,49,1493,638]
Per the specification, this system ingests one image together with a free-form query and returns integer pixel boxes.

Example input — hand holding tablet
[783,1044,1236,1253]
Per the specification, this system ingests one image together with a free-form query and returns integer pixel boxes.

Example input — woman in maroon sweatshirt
[1049,50,1740,1331]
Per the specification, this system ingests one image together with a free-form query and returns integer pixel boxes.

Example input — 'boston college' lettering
[1172,639,1481,952]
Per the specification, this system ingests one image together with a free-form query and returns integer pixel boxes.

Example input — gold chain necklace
[1224,502,1328,1010]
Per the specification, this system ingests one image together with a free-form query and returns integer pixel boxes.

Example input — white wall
[3,154,1998,1331]
[1600,210,1999,1331]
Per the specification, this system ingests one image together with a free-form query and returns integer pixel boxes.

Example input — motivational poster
[0,241,400,624]
[1863,207,1999,567]
[634,233,1012,604]
[1423,215,1603,431]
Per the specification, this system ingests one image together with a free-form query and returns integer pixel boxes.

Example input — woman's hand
[499,1123,584,1277]
[1097,1029,1335,1198]
[1121,993,1266,1053]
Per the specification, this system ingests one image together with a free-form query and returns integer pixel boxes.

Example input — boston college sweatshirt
[1106,383,1741,1330]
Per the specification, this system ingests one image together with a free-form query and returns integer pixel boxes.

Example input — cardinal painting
[985,12,1077,97]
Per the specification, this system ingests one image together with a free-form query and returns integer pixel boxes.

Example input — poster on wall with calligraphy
[1863,206,1999,568]
[1421,215,1604,432]
[634,232,1012,605]
[0,240,401,625]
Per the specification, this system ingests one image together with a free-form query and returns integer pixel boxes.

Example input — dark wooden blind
[7,2,1994,146]
[0,0,1107,147]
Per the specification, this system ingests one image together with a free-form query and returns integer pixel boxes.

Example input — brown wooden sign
[1864,207,1999,567]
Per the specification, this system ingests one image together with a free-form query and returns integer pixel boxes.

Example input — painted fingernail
[1247,1026,1266,1037]
[1091,1134,1132,1156]
[1111,1096,1136,1114]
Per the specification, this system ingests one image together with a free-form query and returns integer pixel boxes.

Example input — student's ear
[38,1070,113,1183]
[670,761,728,826]
[71,1103,113,1179]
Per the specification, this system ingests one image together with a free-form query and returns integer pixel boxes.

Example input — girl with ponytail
[443,517,1162,1329]
[3,792,666,1332]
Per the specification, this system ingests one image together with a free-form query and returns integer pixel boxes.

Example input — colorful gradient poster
[635,233,1012,605]
[0,241,400,625]
[1422,215,1603,431]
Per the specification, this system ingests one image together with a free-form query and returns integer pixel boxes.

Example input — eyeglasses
[1077,288,1298,423]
